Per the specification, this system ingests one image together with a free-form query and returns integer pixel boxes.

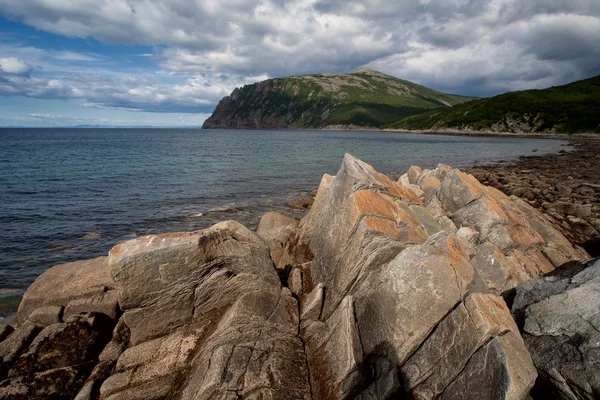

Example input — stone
[109,220,279,345]
[27,305,63,327]
[11,313,113,375]
[456,226,479,248]
[17,257,115,325]
[102,219,312,399]
[421,175,442,202]
[256,211,299,243]
[439,333,537,400]
[301,283,324,321]
[306,296,363,399]
[352,233,474,388]
[0,322,41,379]
[470,243,517,294]
[408,165,424,184]
[410,205,445,235]
[512,258,600,399]
[437,169,484,214]
[63,289,120,321]
[288,267,303,296]
[401,293,536,399]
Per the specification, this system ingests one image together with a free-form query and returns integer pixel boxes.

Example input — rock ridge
[0,154,593,400]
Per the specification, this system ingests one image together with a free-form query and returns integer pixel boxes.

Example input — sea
[0,128,570,320]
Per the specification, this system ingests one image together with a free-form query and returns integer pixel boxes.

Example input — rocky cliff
[1,155,597,400]
[202,69,473,129]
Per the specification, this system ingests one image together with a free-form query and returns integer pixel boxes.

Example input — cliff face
[388,74,600,134]
[1,155,596,400]
[202,69,474,129]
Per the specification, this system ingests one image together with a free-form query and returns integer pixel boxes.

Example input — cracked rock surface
[0,154,592,400]
[512,258,600,399]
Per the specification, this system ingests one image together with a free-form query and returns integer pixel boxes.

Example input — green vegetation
[388,75,600,133]
[203,69,475,129]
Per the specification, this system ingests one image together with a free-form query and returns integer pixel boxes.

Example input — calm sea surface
[0,128,569,318]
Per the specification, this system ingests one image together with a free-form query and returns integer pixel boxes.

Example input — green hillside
[388,75,600,134]
[202,69,474,129]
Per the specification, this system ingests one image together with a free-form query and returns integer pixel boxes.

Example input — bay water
[0,128,569,319]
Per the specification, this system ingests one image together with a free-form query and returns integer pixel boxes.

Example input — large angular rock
[17,257,117,325]
[401,293,536,399]
[512,258,600,399]
[109,220,280,345]
[102,220,311,399]
[291,154,426,321]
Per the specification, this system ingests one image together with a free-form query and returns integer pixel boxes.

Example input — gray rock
[109,220,279,345]
[439,332,537,400]
[401,293,536,399]
[257,211,299,243]
[512,258,600,399]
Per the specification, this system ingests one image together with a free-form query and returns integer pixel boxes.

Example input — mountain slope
[388,75,600,134]
[202,69,474,129]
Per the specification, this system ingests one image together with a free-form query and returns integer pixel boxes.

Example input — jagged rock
[257,211,299,243]
[16,257,116,325]
[439,333,537,400]
[401,293,536,399]
[2,155,592,400]
[0,313,113,400]
[101,219,311,399]
[291,197,315,209]
[10,313,113,378]
[288,155,587,399]
[109,220,279,345]
[512,258,600,399]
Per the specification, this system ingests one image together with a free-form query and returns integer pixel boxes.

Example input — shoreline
[467,136,600,253]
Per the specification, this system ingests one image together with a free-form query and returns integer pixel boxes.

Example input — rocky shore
[1,154,598,400]
[468,136,600,255]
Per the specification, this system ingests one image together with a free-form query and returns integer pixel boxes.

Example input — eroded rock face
[102,219,311,399]
[283,154,586,399]
[512,258,600,400]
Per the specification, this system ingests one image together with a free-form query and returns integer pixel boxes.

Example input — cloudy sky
[1,0,599,127]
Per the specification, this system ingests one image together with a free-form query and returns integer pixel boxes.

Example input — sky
[0,0,599,127]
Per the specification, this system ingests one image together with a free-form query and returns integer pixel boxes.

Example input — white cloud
[0,57,32,75]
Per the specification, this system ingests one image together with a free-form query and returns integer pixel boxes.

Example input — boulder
[101,220,312,399]
[401,293,536,399]
[16,257,117,325]
[511,258,600,399]
[109,220,279,345]
[257,211,299,243]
